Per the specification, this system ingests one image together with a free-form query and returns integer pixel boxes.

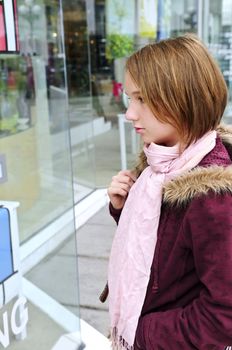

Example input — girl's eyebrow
[124,90,141,96]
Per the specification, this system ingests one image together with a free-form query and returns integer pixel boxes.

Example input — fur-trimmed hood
[163,124,232,206]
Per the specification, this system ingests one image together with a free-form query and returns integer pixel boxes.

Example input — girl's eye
[138,96,144,103]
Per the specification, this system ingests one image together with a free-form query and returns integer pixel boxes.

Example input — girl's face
[124,72,180,147]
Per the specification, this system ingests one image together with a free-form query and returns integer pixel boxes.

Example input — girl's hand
[107,170,136,210]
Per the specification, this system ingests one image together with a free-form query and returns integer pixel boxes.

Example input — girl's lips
[134,127,145,134]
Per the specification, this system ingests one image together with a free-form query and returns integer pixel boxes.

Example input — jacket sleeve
[109,202,122,224]
[135,192,232,350]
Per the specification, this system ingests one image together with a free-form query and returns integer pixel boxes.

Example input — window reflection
[206,0,232,122]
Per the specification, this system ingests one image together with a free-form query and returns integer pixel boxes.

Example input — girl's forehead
[124,72,140,94]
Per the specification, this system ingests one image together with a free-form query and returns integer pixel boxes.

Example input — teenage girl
[104,34,232,350]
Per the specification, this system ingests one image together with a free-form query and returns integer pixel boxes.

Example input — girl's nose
[125,105,139,122]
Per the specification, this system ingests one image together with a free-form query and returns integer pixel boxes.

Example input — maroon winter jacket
[109,128,232,349]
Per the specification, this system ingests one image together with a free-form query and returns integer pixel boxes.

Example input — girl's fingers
[110,182,131,193]
[107,170,137,209]
[118,170,137,182]
[108,187,128,198]
[111,173,136,188]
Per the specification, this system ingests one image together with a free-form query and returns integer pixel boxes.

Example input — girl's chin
[140,135,150,143]
[142,137,155,145]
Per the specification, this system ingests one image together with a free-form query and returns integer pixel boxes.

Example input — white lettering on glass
[0,296,28,348]
[0,312,10,348]
[11,296,28,335]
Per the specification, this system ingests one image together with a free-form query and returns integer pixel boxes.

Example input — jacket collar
[163,124,232,206]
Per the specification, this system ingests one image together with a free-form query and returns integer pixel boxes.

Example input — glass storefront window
[203,0,232,123]
[169,0,197,37]
[63,0,96,203]
[0,0,76,242]
[0,0,82,348]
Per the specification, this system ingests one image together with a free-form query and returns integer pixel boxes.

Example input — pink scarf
[108,131,217,349]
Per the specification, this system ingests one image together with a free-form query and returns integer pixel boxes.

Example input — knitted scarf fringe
[111,327,134,350]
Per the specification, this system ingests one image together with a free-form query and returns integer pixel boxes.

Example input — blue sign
[0,207,14,283]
